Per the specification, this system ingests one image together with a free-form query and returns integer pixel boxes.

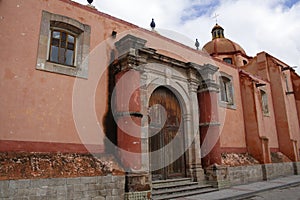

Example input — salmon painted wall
[0,0,138,152]
[259,84,279,149]
[242,54,279,149]
[0,0,269,155]
[267,56,299,160]
[292,72,300,133]
[218,66,247,151]
[283,69,300,143]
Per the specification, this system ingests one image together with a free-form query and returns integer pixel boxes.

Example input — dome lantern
[211,23,224,40]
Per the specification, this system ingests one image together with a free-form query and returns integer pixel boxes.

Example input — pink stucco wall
[1,0,299,159]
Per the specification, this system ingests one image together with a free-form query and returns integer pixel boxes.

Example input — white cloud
[73,0,300,74]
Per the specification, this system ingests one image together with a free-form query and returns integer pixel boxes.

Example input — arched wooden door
[149,87,186,180]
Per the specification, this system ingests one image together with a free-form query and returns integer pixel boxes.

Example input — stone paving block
[112,176,122,182]
[16,188,31,197]
[51,178,67,186]
[81,177,97,184]
[74,184,88,192]
[45,186,57,196]
[87,183,97,191]
[72,191,84,199]
[36,187,47,196]
[28,196,45,200]
[112,189,123,196]
[46,196,59,200]
[31,179,50,188]
[106,189,112,196]
[28,188,39,196]
[105,183,115,189]
[83,190,98,198]
[56,195,67,200]
[96,177,103,184]
[56,185,67,196]
[103,175,113,183]
[66,177,81,185]
[92,197,105,200]
[0,181,9,198]
[10,197,29,200]
[74,197,90,200]
[112,196,124,200]
[9,180,31,189]
[98,189,107,196]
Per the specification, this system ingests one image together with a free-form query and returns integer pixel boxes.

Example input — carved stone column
[197,64,231,189]
[114,35,151,198]
[186,65,205,182]
[197,64,221,168]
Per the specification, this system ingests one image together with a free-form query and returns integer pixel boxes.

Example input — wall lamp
[281,67,290,71]
[281,66,297,71]
[112,31,117,39]
[255,83,266,88]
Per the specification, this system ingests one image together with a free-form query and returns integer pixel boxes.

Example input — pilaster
[114,35,151,199]
[197,64,222,168]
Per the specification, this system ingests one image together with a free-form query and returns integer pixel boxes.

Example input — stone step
[152,187,218,200]
[151,178,218,200]
[152,178,192,186]
[152,184,214,195]
[152,181,199,190]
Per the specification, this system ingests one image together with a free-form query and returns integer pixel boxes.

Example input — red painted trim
[221,147,248,154]
[270,148,280,152]
[0,140,104,154]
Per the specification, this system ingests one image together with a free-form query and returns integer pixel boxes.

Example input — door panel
[149,87,185,180]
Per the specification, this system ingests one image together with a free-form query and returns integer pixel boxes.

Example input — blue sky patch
[283,0,300,8]
[181,1,220,23]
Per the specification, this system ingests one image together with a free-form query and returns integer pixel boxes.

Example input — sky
[73,0,300,74]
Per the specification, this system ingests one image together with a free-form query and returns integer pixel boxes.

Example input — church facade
[1,0,300,198]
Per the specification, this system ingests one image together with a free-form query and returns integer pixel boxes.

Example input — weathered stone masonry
[0,175,125,200]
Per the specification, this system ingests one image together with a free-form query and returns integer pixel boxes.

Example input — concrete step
[152,178,218,200]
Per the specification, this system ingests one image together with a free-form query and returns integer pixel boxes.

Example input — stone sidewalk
[174,175,300,200]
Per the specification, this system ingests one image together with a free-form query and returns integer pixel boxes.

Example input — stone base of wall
[228,162,300,186]
[205,165,231,189]
[263,162,294,180]
[125,190,151,200]
[0,175,125,199]
[294,162,300,175]
[228,165,263,185]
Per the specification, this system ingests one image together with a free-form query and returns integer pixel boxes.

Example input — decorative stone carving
[198,64,220,93]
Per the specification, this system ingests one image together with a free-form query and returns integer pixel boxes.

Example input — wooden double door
[149,87,186,180]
